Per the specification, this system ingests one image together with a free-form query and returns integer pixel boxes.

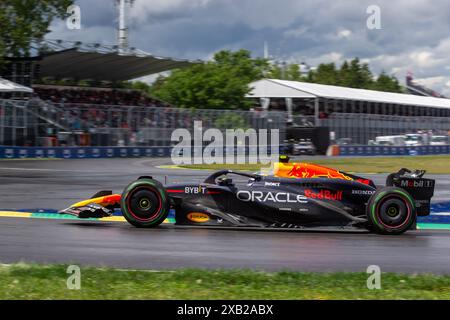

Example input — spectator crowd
[33,85,168,107]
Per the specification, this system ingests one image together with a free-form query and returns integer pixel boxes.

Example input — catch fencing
[319,113,449,145]
[1,99,449,150]
[0,99,286,147]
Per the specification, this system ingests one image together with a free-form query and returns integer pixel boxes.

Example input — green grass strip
[178,155,450,174]
[1,264,450,300]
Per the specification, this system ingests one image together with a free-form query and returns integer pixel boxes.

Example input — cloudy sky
[48,0,450,95]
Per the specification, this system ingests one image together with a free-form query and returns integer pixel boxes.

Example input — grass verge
[1,264,450,299]
[178,155,450,174]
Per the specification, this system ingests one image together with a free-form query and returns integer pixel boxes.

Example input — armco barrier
[338,145,450,156]
[0,146,173,159]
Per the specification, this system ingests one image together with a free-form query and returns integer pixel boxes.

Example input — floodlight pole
[263,41,269,60]
[117,0,133,54]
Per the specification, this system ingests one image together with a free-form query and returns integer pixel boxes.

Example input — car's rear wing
[386,168,435,216]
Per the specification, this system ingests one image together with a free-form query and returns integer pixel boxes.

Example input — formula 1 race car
[59,157,435,235]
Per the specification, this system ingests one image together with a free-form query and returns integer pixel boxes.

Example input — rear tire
[120,178,170,228]
[366,187,415,235]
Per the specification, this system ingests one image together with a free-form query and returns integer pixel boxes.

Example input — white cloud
[48,20,116,44]
[45,0,450,93]
[283,26,309,39]
[130,0,211,23]
[415,76,446,87]
[337,29,352,39]
[414,77,450,96]
[409,51,438,68]
[306,52,344,66]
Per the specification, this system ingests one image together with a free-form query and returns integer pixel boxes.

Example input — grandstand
[0,53,284,147]
[0,8,285,150]
[248,79,450,145]
[32,84,169,107]
[0,39,205,147]
[2,40,200,86]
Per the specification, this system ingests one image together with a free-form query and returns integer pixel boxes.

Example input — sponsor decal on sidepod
[237,191,307,203]
[187,212,210,223]
[304,190,343,201]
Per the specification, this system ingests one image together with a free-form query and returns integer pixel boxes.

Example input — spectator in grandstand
[319,111,329,119]
[33,85,169,108]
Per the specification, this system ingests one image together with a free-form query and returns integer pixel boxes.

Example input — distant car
[336,138,353,146]
[60,157,435,235]
[430,136,448,146]
[405,134,425,146]
[373,135,406,146]
[292,140,316,155]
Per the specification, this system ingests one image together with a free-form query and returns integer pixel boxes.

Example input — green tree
[337,58,375,88]
[371,71,403,93]
[286,64,302,81]
[151,50,270,109]
[268,63,303,81]
[305,57,403,93]
[338,60,352,87]
[268,64,283,79]
[349,58,373,88]
[131,81,151,92]
[306,62,339,85]
[0,0,72,64]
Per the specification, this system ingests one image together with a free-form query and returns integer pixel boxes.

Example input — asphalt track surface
[1,158,450,273]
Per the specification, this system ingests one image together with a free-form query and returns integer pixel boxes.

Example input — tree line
[150,50,404,109]
[272,58,402,93]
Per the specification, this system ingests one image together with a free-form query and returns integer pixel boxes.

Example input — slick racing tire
[121,178,170,228]
[367,187,416,235]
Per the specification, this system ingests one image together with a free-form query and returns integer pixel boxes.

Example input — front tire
[120,178,170,228]
[367,187,416,235]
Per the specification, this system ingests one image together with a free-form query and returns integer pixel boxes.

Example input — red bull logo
[304,190,343,201]
[274,162,353,181]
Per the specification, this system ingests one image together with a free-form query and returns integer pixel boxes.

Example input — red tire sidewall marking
[375,194,412,230]
[126,185,163,222]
